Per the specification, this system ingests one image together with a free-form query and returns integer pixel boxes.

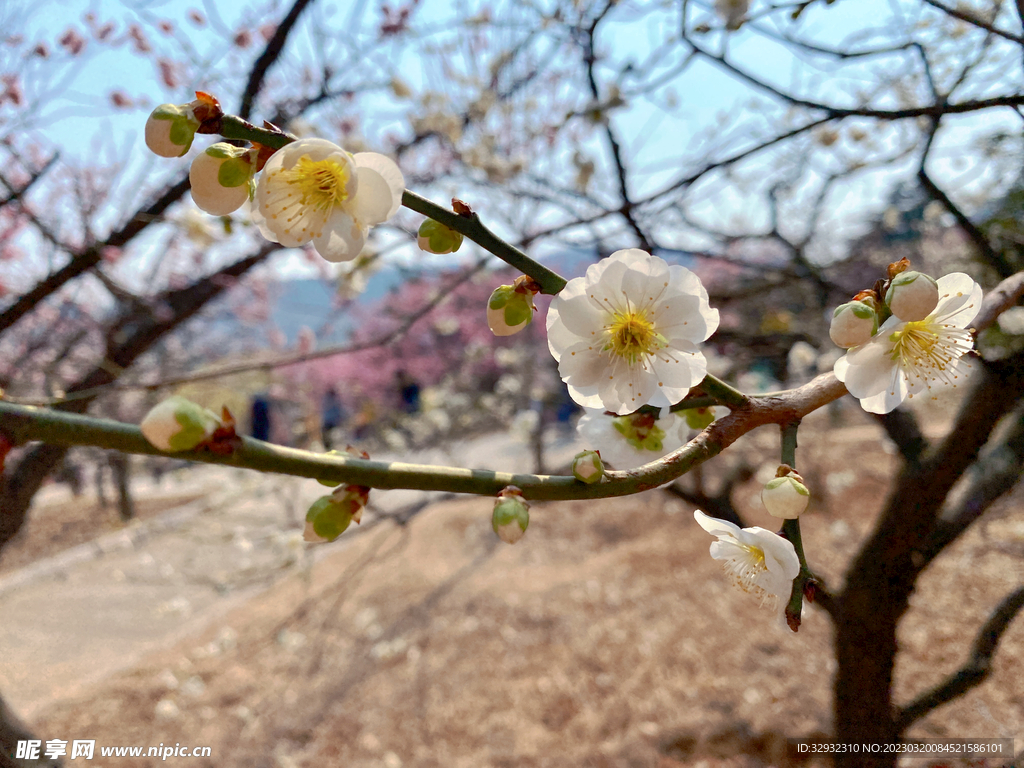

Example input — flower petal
[353,152,405,219]
[841,338,897,398]
[694,510,742,540]
[347,165,395,227]
[313,210,365,262]
[933,272,983,328]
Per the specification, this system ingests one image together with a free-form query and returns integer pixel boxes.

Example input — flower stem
[401,191,567,295]
[696,374,749,409]
[214,116,568,296]
[780,419,813,631]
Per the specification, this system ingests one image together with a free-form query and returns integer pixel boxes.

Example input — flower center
[722,544,774,605]
[888,319,958,377]
[604,310,661,365]
[285,155,350,212]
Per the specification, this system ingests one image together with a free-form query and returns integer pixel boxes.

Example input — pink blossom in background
[157,59,179,90]
[58,28,86,55]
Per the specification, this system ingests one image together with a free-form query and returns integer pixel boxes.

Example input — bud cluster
[828,259,942,351]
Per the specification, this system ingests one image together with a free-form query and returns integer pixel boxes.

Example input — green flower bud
[492,487,530,544]
[303,484,370,543]
[145,103,200,158]
[140,396,221,452]
[417,219,464,254]
[761,469,810,519]
[612,413,665,452]
[683,407,715,430]
[572,450,605,484]
[829,300,877,349]
[487,285,533,336]
[189,143,255,216]
[885,271,939,322]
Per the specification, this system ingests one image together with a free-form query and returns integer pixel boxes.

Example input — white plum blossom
[546,249,719,415]
[834,273,982,414]
[254,138,404,263]
[576,408,687,470]
[694,510,799,608]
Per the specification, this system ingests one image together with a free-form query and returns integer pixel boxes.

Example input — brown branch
[0,246,277,550]
[895,585,1024,732]
[922,0,1024,45]
[237,0,317,120]
[971,270,1024,337]
[0,176,191,336]
[919,405,1024,567]
[834,348,1024,749]
[918,165,1013,278]
[5,259,490,404]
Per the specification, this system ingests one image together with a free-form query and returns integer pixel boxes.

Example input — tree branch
[0,371,849,501]
[895,585,1024,732]
[237,0,317,120]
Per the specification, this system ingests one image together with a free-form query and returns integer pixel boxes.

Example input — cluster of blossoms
[145,96,405,263]
[829,261,982,414]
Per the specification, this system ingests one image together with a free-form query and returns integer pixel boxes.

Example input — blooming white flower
[253,138,404,263]
[576,408,687,469]
[834,272,982,414]
[694,510,799,608]
[546,249,719,415]
[189,143,256,216]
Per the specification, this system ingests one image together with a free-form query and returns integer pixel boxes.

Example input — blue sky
[6,0,1023,282]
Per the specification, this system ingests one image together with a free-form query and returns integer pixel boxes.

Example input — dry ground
[31,418,1024,768]
[0,492,203,574]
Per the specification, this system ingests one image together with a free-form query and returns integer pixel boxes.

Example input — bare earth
[28,421,1024,768]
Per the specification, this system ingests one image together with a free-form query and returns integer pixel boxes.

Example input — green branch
[215,116,567,295]
[0,373,847,501]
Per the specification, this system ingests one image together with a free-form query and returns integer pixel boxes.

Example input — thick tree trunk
[833,352,1024,766]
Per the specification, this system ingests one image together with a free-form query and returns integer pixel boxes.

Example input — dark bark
[0,249,271,550]
[109,451,134,522]
[0,692,60,767]
[833,351,1024,766]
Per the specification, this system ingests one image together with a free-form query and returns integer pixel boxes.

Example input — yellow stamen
[283,155,350,213]
[604,309,662,365]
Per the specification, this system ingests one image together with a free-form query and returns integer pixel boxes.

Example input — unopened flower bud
[612,412,665,452]
[487,283,534,337]
[417,219,463,254]
[492,487,529,544]
[189,143,256,215]
[761,468,810,519]
[140,396,220,451]
[145,103,200,158]
[303,483,370,542]
[829,301,877,348]
[885,271,939,322]
[572,450,604,484]
[683,407,715,430]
